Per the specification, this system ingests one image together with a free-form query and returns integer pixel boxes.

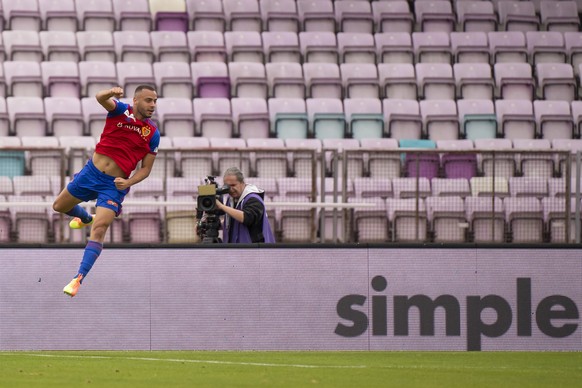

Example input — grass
[0,351,580,387]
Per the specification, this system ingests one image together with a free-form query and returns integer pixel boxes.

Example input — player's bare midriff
[92,152,127,178]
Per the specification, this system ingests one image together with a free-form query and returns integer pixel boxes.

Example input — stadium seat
[78,61,117,98]
[495,99,536,140]
[371,1,413,34]
[231,97,270,139]
[457,99,497,140]
[566,32,582,76]
[9,195,51,243]
[343,98,383,140]
[81,96,106,137]
[114,0,152,31]
[2,0,41,31]
[0,97,8,135]
[284,138,321,178]
[540,1,580,32]
[39,31,79,62]
[306,98,346,139]
[113,31,154,63]
[2,30,43,62]
[265,62,305,99]
[41,61,81,98]
[149,0,188,32]
[474,138,516,179]
[74,0,115,31]
[412,31,452,64]
[504,197,543,243]
[153,62,192,99]
[297,0,335,33]
[453,63,494,100]
[190,62,230,98]
[321,138,362,177]
[488,31,528,63]
[415,63,455,100]
[498,1,539,32]
[431,177,471,198]
[509,177,549,199]
[155,97,195,137]
[536,63,576,102]
[193,98,233,138]
[223,0,262,32]
[414,0,455,33]
[116,62,155,96]
[335,0,373,34]
[210,137,250,177]
[378,63,417,100]
[6,97,46,137]
[20,136,61,176]
[382,98,422,139]
[299,31,338,64]
[494,63,534,101]
[456,1,497,33]
[388,197,428,242]
[269,98,308,139]
[39,0,77,31]
[260,0,299,33]
[360,138,401,179]
[465,196,505,243]
[228,62,268,98]
[76,31,115,62]
[374,32,413,64]
[543,196,579,243]
[534,100,574,140]
[513,139,554,179]
[526,31,567,66]
[150,31,190,63]
[225,31,264,63]
[262,31,301,63]
[186,0,225,32]
[340,63,379,99]
[349,197,389,242]
[450,32,490,64]
[426,196,467,242]
[419,99,459,141]
[187,31,227,63]
[246,138,287,178]
[172,136,211,178]
[303,63,342,99]
[58,135,96,175]
[337,32,376,64]
[4,61,43,98]
[44,97,84,137]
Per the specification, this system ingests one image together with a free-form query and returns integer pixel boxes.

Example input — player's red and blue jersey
[95,100,160,177]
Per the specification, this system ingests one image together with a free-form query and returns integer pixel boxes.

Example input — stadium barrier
[0,247,580,352]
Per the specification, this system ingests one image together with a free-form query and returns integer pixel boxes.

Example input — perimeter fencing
[0,145,580,245]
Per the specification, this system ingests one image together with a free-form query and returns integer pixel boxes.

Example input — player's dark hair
[134,85,156,95]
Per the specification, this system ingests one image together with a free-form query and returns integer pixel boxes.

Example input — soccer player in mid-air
[52,85,160,297]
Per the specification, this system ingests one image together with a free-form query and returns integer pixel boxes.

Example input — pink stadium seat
[41,61,81,98]
[374,32,413,64]
[526,31,567,65]
[228,62,268,99]
[420,99,459,141]
[498,1,539,32]
[172,136,212,178]
[230,97,270,139]
[155,97,195,137]
[535,63,576,102]
[414,0,455,33]
[540,0,580,32]
[455,1,497,33]
[153,61,192,99]
[262,31,301,63]
[303,63,342,99]
[150,31,190,63]
[224,31,264,63]
[415,63,455,100]
[335,0,373,34]
[187,31,227,62]
[3,61,43,98]
[457,99,497,140]
[6,97,46,137]
[39,31,79,62]
[382,98,422,140]
[269,98,308,139]
[115,62,155,96]
[494,63,534,101]
[371,1,413,34]
[534,100,574,140]
[186,0,225,32]
[78,61,117,98]
[412,31,452,64]
[2,30,43,62]
[340,63,379,99]
[495,99,536,139]
[453,63,494,100]
[76,31,115,62]
[465,196,505,243]
[113,0,152,31]
[431,177,471,198]
[39,0,77,31]
[488,31,528,63]
[337,32,376,64]
[210,137,250,177]
[504,197,543,243]
[44,97,84,137]
[20,136,61,176]
[297,0,335,33]
[193,98,233,138]
[246,138,287,178]
[223,0,261,32]
[265,62,304,98]
[299,31,338,64]
[113,31,154,63]
[378,63,416,100]
[74,0,115,31]
[450,32,489,64]
[2,0,41,31]
[426,196,467,242]
[149,0,189,32]
[81,96,107,137]
[387,197,428,242]
[260,0,299,33]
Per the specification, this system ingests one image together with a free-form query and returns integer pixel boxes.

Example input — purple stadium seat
[153,62,192,99]
[415,63,455,100]
[209,137,250,177]
[260,0,299,33]
[465,196,505,242]
[39,31,79,62]
[246,138,287,177]
[513,138,554,178]
[450,32,490,64]
[4,61,43,98]
[420,99,459,141]
[115,62,155,96]
[374,32,413,64]
[223,0,261,32]
[453,63,494,100]
[382,98,422,139]
[431,177,471,198]
[193,98,232,138]
[231,97,270,139]
[172,136,212,177]
[265,62,304,98]
[149,0,189,32]
[303,63,342,99]
[150,31,190,63]
[494,63,534,101]
[228,62,267,98]
[76,31,115,62]
[403,148,440,179]
[39,0,77,31]
[335,0,373,34]
[155,97,194,137]
[340,63,379,99]
[457,99,497,140]
[2,0,41,31]
[360,138,401,178]
[262,32,300,63]
[113,31,154,63]
[81,97,106,137]
[224,31,264,63]
[387,197,428,242]
[299,31,338,63]
[190,62,229,98]
[372,1,413,34]
[495,99,535,139]
[44,97,84,137]
[412,31,452,64]
[504,197,543,242]
[540,1,580,32]
[2,30,42,62]
[78,61,117,98]
[526,31,567,66]
[498,1,539,32]
[440,145,478,180]
[186,0,225,32]
[74,0,115,31]
[113,0,151,31]
[536,63,576,102]
[456,1,497,33]
[473,138,515,178]
[426,196,467,242]
[344,98,383,139]
[509,177,549,198]
[297,0,335,33]
[41,61,80,98]
[187,31,227,62]
[414,1,455,33]
[378,63,416,100]
[488,31,528,63]
[534,100,574,140]
[337,32,376,64]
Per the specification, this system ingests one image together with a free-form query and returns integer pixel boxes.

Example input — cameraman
[215,167,275,243]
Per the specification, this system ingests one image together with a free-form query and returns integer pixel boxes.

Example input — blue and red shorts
[67,160,129,216]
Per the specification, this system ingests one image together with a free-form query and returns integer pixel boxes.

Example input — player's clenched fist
[110,87,124,99]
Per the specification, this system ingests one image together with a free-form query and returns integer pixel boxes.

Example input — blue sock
[76,240,103,281]
[66,205,92,224]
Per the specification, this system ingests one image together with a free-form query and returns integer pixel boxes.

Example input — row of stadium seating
[2,96,582,140]
[2,135,581,179]
[4,30,582,67]
[1,0,581,34]
[1,185,579,243]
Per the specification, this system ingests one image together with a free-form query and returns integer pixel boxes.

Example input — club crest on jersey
[141,126,151,137]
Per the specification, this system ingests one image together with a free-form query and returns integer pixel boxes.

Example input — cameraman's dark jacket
[223,184,275,243]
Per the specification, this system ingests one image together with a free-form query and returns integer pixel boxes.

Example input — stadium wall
[0,247,580,352]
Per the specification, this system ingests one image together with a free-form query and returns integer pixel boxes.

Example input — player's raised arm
[96,87,124,112]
